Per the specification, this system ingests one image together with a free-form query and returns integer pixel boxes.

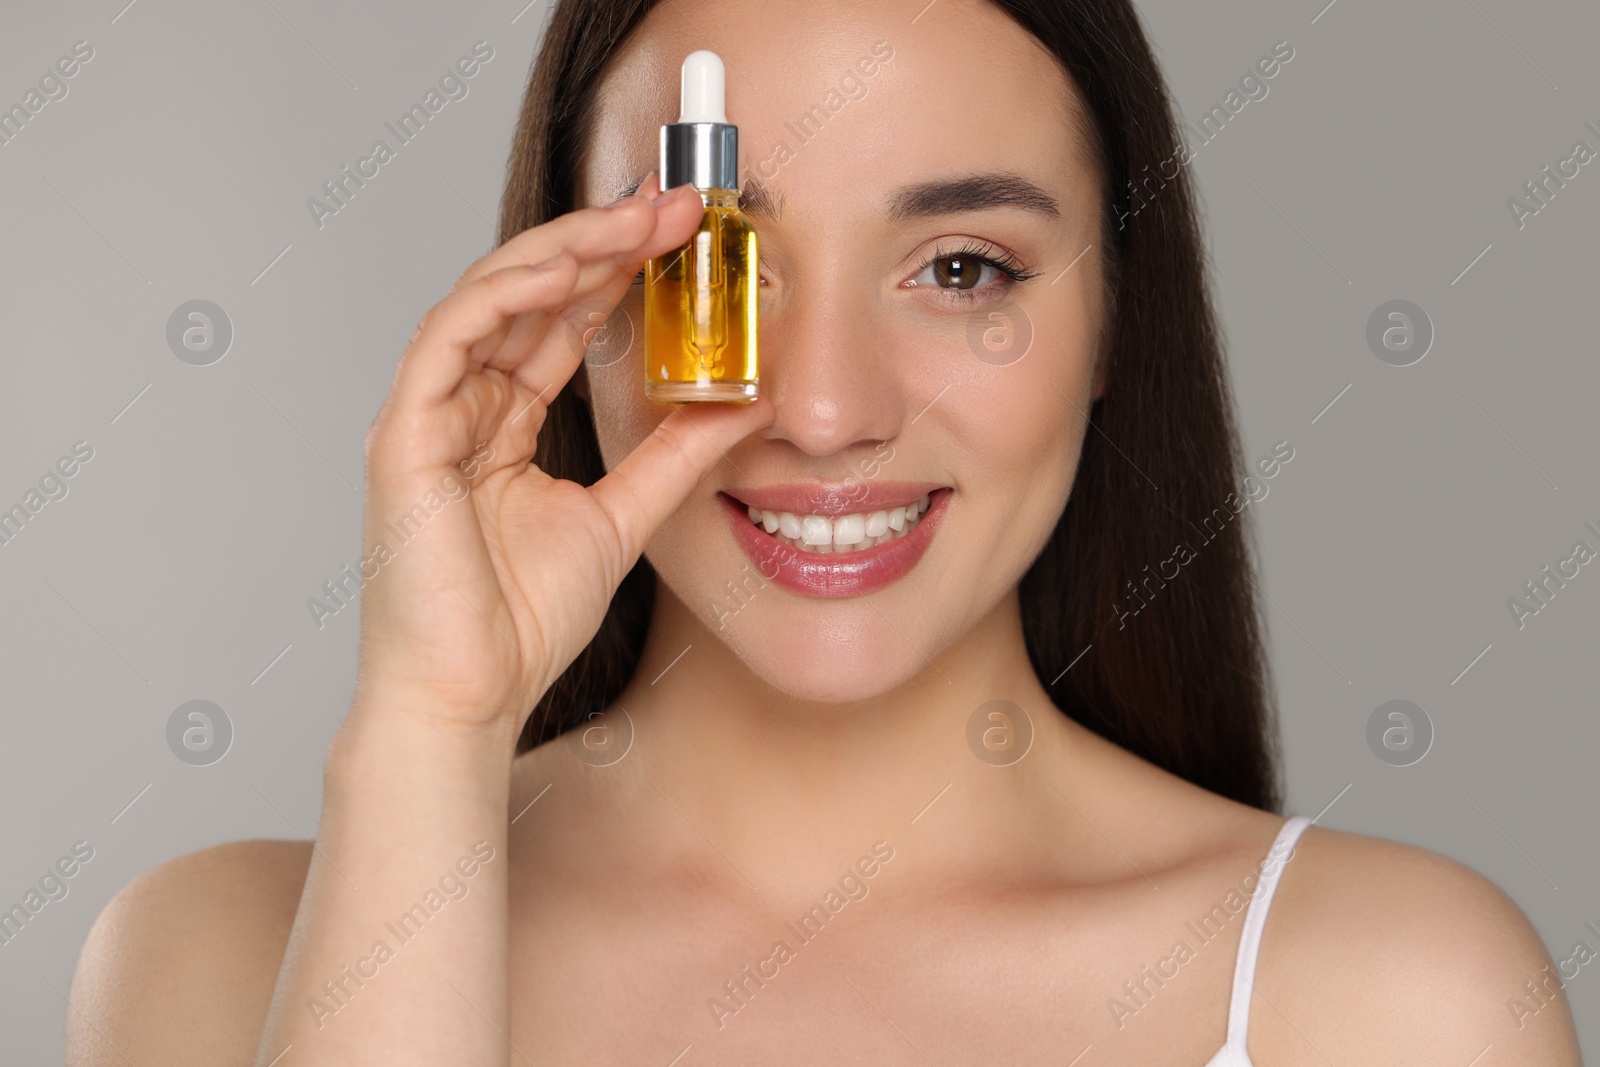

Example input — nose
[753,271,906,457]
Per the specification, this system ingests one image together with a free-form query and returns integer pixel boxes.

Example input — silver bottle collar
[661,122,738,192]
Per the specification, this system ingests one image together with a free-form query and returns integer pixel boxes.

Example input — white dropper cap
[661,50,737,190]
[678,50,727,124]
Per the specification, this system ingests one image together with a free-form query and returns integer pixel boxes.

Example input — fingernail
[651,183,688,206]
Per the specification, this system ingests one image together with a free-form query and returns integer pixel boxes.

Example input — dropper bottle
[643,50,759,403]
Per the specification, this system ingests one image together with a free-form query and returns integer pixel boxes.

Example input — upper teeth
[745,493,932,554]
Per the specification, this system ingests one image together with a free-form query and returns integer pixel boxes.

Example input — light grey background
[2,0,1596,1059]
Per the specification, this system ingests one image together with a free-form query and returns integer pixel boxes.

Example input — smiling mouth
[736,493,934,554]
[718,486,951,597]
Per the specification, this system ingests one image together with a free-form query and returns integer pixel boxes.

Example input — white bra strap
[1224,815,1313,1047]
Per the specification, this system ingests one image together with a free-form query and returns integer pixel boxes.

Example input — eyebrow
[883,173,1062,223]
[615,171,1059,224]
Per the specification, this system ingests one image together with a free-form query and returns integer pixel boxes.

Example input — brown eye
[933,255,983,290]
[907,243,1038,302]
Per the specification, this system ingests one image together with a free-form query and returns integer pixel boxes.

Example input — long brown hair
[499,0,1281,812]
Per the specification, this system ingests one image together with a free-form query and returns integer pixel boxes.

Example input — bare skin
[66,1,1581,1064]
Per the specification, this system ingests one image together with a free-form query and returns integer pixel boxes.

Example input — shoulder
[67,839,313,1066]
[1249,823,1582,1065]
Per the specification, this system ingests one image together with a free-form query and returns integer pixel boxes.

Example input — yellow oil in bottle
[644,188,758,403]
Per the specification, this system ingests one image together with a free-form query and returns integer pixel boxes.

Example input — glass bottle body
[643,188,759,403]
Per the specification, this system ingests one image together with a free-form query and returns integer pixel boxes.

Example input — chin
[721,617,934,705]
[649,561,934,706]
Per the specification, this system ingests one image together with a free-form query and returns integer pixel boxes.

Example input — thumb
[589,395,775,564]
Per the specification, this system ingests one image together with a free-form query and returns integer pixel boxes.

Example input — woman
[67,0,1581,1063]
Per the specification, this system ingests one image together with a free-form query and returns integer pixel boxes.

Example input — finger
[425,247,648,477]
[449,270,638,480]
[502,252,639,390]
[458,177,703,292]
[473,260,631,380]
[451,367,555,478]
[391,257,579,411]
[456,179,700,381]
[589,395,777,565]
[383,179,705,469]
[457,187,698,416]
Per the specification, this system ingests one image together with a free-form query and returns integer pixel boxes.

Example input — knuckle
[411,303,440,344]
[484,265,515,295]
[411,276,482,349]
[470,267,511,310]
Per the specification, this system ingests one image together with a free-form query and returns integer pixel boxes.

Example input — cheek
[911,289,1098,452]
[950,369,1082,527]
[931,301,1097,550]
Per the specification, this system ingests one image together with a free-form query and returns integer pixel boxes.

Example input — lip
[718,486,951,599]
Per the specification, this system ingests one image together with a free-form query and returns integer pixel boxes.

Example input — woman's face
[579,0,1109,703]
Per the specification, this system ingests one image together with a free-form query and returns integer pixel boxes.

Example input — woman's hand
[352,172,773,739]
[238,183,774,1067]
